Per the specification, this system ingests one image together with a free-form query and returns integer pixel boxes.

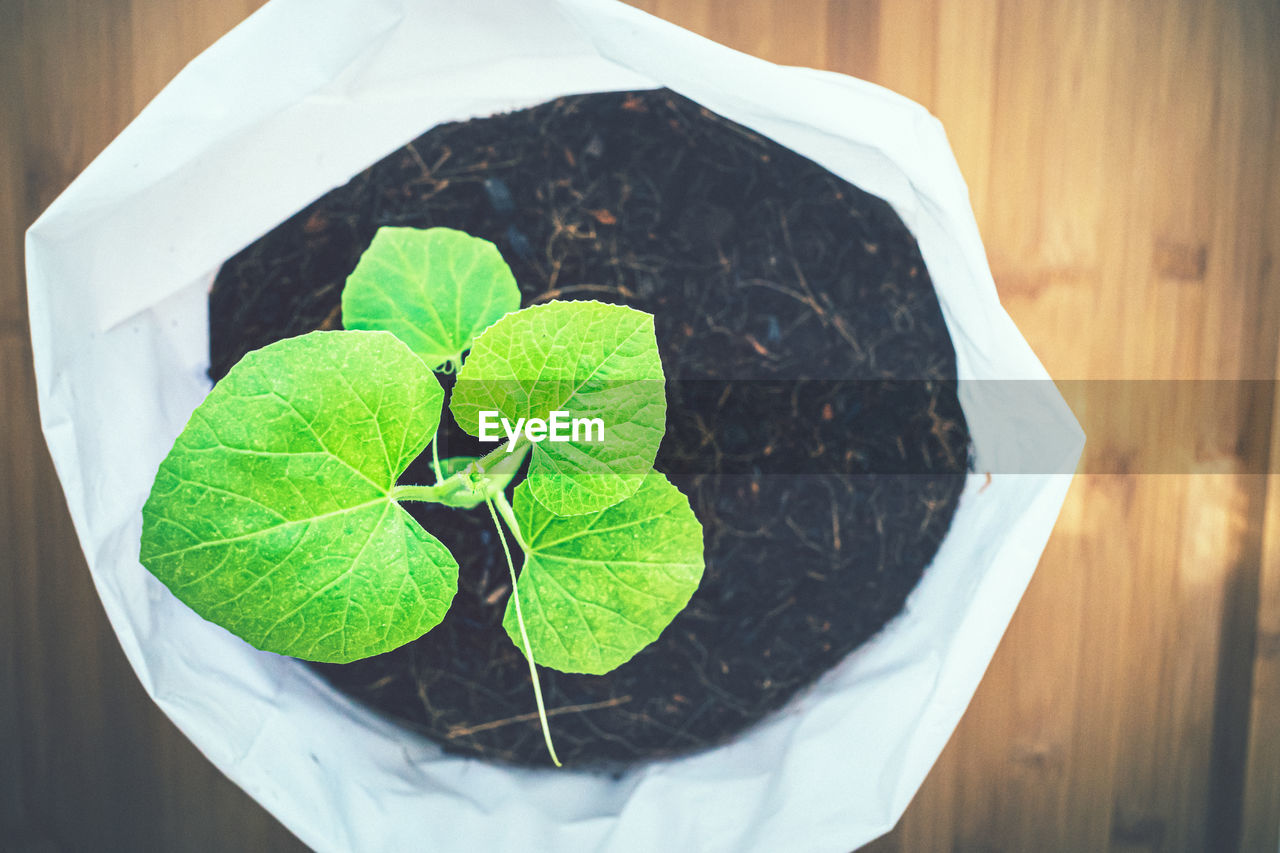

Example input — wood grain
[1245,370,1280,851]
[2,1,1277,850]
[0,0,25,335]
[3,2,303,850]
[1241,87,1280,853]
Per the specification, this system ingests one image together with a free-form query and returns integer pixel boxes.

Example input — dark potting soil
[209,89,971,768]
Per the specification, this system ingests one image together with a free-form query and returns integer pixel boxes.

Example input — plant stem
[390,483,446,503]
[476,435,528,474]
[391,441,529,506]
[484,493,561,767]
[430,432,443,485]
[491,491,527,550]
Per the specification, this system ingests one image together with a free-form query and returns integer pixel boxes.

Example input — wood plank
[17,0,133,219]
[5,0,303,849]
[0,0,25,329]
[1105,5,1240,847]
[1200,4,1280,849]
[127,1,269,112]
[624,0,713,41]
[872,0,937,110]
[868,0,1280,850]
[1240,3,1280,844]
[11,5,138,843]
[1245,400,1280,850]
[825,0,881,84]
[632,0,835,68]
[1,334,40,841]
[930,0,998,226]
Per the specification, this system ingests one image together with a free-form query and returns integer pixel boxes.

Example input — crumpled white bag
[25,0,1083,850]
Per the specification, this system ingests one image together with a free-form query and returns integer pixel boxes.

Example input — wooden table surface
[3,1,1277,850]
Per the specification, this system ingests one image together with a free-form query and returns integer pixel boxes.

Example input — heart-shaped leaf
[140,330,458,663]
[342,226,521,370]
[450,301,666,516]
[503,470,704,674]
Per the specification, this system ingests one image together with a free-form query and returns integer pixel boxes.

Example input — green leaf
[503,470,704,674]
[451,301,666,516]
[342,226,521,370]
[431,453,523,510]
[140,330,459,663]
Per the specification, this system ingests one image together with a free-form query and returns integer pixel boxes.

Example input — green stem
[390,483,447,503]
[391,441,530,506]
[476,435,528,475]
[430,433,443,485]
[485,493,561,768]
[491,491,527,550]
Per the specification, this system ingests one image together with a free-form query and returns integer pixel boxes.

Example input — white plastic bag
[26,1,1083,849]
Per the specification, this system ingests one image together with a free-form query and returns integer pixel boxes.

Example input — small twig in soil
[405,141,431,179]
[776,211,825,318]
[445,695,633,739]
[531,283,636,303]
[764,595,797,620]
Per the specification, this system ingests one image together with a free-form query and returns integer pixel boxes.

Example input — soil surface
[209,89,970,767]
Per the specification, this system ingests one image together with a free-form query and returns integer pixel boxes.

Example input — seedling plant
[140,227,705,766]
